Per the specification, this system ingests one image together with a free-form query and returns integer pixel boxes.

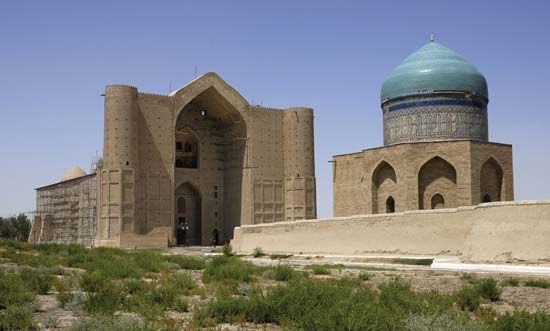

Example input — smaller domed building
[333,40,514,216]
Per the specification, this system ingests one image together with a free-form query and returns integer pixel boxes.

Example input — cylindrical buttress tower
[103,85,139,169]
[284,107,316,221]
[97,85,139,245]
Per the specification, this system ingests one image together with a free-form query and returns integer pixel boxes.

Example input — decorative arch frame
[417,156,457,210]
[371,160,397,214]
[479,156,504,202]
[430,192,446,209]
[171,72,249,128]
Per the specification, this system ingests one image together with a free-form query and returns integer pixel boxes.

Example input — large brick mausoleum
[30,73,317,247]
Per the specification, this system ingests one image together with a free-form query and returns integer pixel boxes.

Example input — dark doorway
[175,183,202,245]
[211,229,219,247]
[176,217,187,246]
[431,193,445,209]
[483,194,492,203]
[386,196,395,213]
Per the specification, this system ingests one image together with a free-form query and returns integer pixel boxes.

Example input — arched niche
[386,196,395,213]
[418,156,457,210]
[480,157,503,203]
[371,161,397,214]
[431,193,445,209]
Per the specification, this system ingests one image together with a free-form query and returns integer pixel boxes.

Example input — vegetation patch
[252,247,266,258]
[202,255,260,283]
[263,264,302,281]
[500,278,520,287]
[524,279,550,289]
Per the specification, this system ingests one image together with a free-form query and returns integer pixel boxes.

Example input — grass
[199,278,456,330]
[252,247,266,258]
[263,264,302,281]
[501,278,521,287]
[197,276,550,330]
[202,255,260,283]
[309,265,331,275]
[358,272,372,281]
[2,240,550,330]
[306,263,345,275]
[524,279,550,289]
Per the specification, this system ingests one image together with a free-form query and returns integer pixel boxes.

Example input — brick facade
[96,73,317,247]
[333,140,513,217]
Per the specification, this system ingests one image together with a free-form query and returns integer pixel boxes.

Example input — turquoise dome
[381,42,488,103]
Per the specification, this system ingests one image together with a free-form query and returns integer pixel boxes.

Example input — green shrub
[69,316,156,331]
[310,265,331,275]
[124,272,195,320]
[201,278,409,330]
[202,255,259,283]
[19,267,55,294]
[524,279,550,289]
[222,243,233,256]
[0,270,35,307]
[501,278,520,287]
[172,297,189,312]
[54,278,74,308]
[405,313,484,331]
[474,278,501,301]
[455,286,481,312]
[460,273,477,284]
[164,254,206,270]
[263,264,298,281]
[0,304,34,330]
[252,247,265,258]
[161,272,196,296]
[496,311,550,331]
[79,272,106,293]
[358,272,371,281]
[82,282,126,315]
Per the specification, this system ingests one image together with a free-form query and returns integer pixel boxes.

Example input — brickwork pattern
[333,140,513,217]
[95,72,317,247]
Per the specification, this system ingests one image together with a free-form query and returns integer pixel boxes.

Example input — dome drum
[383,93,488,146]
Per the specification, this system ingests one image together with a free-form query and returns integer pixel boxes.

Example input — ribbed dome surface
[61,166,86,181]
[381,42,488,103]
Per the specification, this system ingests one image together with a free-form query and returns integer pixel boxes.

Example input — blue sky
[1,1,549,217]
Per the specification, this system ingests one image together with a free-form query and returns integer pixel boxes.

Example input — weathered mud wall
[231,201,550,263]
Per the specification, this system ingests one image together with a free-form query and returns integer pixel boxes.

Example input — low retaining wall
[231,201,550,263]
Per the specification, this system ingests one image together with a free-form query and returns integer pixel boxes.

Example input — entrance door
[175,183,202,245]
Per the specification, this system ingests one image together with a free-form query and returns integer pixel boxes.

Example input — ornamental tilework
[383,96,488,145]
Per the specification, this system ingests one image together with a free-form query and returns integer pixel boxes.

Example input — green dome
[381,42,488,103]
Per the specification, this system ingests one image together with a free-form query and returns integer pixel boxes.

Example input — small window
[386,196,395,213]
[176,142,183,150]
